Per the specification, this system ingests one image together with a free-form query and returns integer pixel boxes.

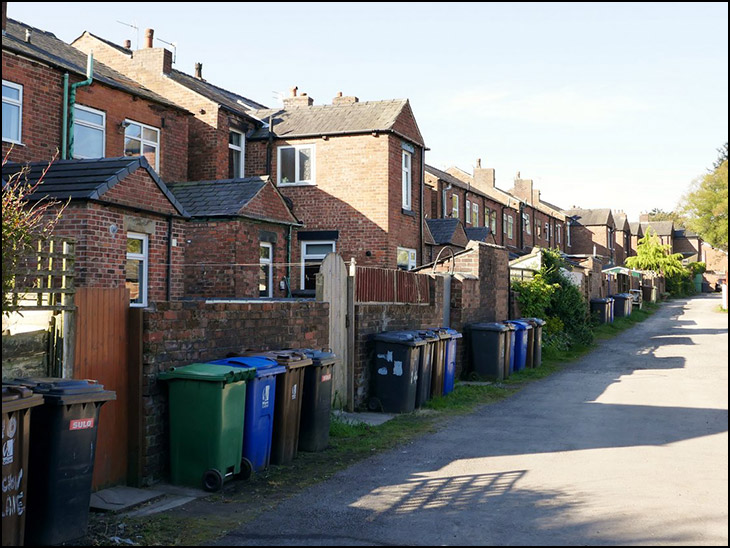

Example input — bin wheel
[367,397,382,412]
[240,457,254,480]
[202,469,224,492]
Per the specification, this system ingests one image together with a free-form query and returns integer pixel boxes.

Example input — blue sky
[7,2,728,220]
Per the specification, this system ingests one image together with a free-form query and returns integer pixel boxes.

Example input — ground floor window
[126,232,148,307]
[301,241,335,290]
[260,242,273,297]
[397,247,417,271]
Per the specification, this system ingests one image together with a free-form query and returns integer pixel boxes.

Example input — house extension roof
[2,157,188,216]
[3,19,184,112]
[465,227,492,243]
[425,218,467,246]
[169,69,268,117]
[565,208,614,226]
[249,99,425,146]
[167,178,300,225]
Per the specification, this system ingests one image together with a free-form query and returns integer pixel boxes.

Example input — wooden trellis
[8,237,76,312]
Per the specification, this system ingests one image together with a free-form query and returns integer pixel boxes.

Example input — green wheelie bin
[159,363,255,491]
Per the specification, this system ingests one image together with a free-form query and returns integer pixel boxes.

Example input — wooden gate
[74,287,130,490]
[316,254,350,409]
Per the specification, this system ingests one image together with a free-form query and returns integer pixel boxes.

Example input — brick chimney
[639,213,650,222]
[283,86,314,108]
[332,91,359,105]
[194,62,203,80]
[130,28,172,75]
[512,174,534,205]
[123,39,131,49]
[2,2,7,33]
[472,158,496,194]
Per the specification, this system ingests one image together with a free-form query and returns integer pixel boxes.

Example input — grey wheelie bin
[10,378,115,546]
[295,349,337,452]
[612,294,632,317]
[414,330,439,407]
[370,331,427,413]
[591,298,611,324]
[465,322,510,381]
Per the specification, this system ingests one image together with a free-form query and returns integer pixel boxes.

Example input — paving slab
[90,486,165,513]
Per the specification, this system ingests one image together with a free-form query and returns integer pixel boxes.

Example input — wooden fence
[356,266,430,304]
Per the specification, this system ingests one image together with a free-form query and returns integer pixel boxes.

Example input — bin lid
[414,330,440,342]
[159,363,255,383]
[373,330,428,347]
[501,322,516,331]
[9,377,116,405]
[208,356,286,378]
[466,322,509,332]
[519,317,546,326]
[2,384,44,413]
[504,320,531,331]
[438,327,463,339]
[591,298,610,303]
[287,348,338,366]
[245,350,314,369]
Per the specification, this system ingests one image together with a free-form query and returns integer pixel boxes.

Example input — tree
[647,208,685,226]
[2,152,66,314]
[713,142,728,170]
[625,226,694,295]
[680,160,728,252]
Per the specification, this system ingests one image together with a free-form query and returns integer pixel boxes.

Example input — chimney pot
[145,28,154,48]
[124,39,131,49]
[290,86,298,97]
[337,91,343,97]
[476,158,481,168]
[195,62,203,79]
[25,29,32,43]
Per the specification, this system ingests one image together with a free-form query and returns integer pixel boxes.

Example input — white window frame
[126,232,148,308]
[229,130,245,178]
[277,144,316,186]
[545,222,550,242]
[490,210,497,235]
[524,212,531,235]
[402,150,412,210]
[507,215,514,240]
[2,80,23,144]
[73,104,106,159]
[124,119,160,171]
[300,240,335,290]
[503,212,508,234]
[472,202,479,227]
[260,242,273,298]
[557,225,562,244]
[397,247,417,271]
[466,199,471,224]
[452,195,459,218]
[567,222,572,247]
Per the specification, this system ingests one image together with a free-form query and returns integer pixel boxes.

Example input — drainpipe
[166,216,173,301]
[61,73,69,159]
[419,146,425,267]
[518,201,525,251]
[67,52,95,160]
[500,204,506,246]
[286,225,292,298]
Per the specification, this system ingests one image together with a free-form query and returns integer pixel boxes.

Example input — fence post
[347,258,356,412]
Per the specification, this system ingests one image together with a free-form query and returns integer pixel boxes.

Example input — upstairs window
[524,212,531,235]
[545,221,550,242]
[124,120,160,171]
[229,130,245,178]
[452,195,459,218]
[507,215,514,239]
[537,222,542,239]
[466,199,471,224]
[472,202,479,227]
[557,225,562,244]
[278,144,315,185]
[503,212,508,234]
[73,105,105,159]
[490,211,497,235]
[2,80,23,144]
[402,150,412,210]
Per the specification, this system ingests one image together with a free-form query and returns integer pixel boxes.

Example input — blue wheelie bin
[440,328,463,395]
[208,356,285,477]
[504,320,530,372]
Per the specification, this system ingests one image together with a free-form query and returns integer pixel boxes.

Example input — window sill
[278,182,316,187]
[2,139,25,147]
[401,208,416,217]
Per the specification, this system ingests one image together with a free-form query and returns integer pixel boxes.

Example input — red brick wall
[2,51,189,181]
[48,202,185,302]
[140,299,330,483]
[182,219,290,299]
[241,183,296,224]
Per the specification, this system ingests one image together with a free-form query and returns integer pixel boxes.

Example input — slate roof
[2,157,188,216]
[426,218,466,246]
[167,177,298,225]
[613,211,630,232]
[168,69,268,117]
[3,19,184,112]
[640,221,674,236]
[425,164,470,190]
[465,227,491,243]
[673,227,700,238]
[249,99,425,146]
[565,208,614,226]
[629,222,643,236]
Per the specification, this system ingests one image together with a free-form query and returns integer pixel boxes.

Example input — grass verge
[84,302,660,546]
